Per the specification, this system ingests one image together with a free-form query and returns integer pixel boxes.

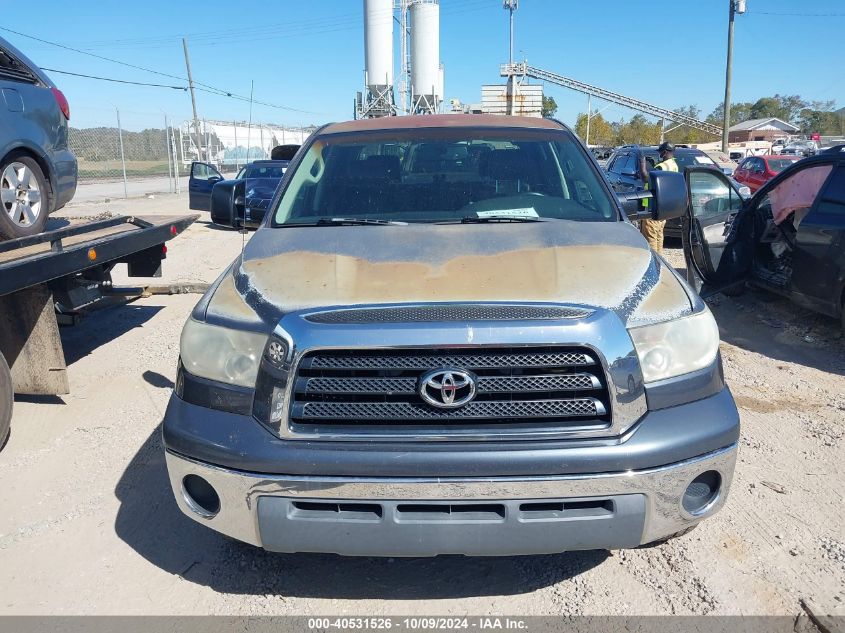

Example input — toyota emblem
[419,369,477,409]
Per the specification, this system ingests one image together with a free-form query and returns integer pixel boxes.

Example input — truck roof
[321,114,565,136]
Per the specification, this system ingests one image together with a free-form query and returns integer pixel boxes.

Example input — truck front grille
[288,347,611,437]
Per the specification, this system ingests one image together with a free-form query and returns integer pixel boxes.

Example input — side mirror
[210,180,246,229]
[648,170,688,220]
[208,175,222,183]
[618,190,652,220]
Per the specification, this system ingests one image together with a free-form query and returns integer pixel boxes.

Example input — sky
[2,0,843,132]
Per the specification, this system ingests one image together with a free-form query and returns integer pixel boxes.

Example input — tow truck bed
[0,214,198,297]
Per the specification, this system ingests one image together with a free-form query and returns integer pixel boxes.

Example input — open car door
[188,161,224,211]
[682,167,751,297]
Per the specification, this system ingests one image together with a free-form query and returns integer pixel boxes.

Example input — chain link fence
[68,107,316,197]
[69,107,182,192]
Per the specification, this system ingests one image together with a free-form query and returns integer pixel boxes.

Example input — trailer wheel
[0,353,11,451]
[0,154,50,240]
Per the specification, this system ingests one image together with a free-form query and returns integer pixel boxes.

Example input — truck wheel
[0,155,50,240]
[0,353,11,451]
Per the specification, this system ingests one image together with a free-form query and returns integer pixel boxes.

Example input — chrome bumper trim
[165,443,737,550]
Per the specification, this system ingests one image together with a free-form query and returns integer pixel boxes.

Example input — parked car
[682,151,845,332]
[604,145,749,239]
[163,114,739,556]
[770,139,788,155]
[0,36,77,239]
[733,155,801,193]
[190,158,290,226]
[781,140,818,157]
[702,150,738,177]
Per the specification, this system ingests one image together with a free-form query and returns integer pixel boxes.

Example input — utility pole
[504,0,518,65]
[503,0,519,116]
[399,0,407,115]
[182,38,203,162]
[722,0,745,153]
[585,94,592,146]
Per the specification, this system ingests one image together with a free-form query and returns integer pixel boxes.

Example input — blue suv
[0,36,77,239]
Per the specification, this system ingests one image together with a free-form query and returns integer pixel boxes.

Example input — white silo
[360,0,396,117]
[410,0,441,114]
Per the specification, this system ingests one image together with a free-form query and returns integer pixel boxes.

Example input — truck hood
[206,220,693,328]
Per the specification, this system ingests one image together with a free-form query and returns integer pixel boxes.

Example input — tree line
[574,94,844,146]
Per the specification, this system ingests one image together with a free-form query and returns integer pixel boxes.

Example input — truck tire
[0,154,50,240]
[0,353,11,452]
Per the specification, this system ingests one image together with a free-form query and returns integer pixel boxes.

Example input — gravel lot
[0,193,843,618]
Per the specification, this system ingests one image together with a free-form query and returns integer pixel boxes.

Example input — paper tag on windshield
[694,156,713,164]
[476,208,539,219]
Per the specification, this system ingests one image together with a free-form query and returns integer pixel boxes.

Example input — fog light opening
[182,474,220,519]
[682,470,722,516]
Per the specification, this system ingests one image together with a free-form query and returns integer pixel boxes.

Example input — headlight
[180,318,267,387]
[628,309,720,383]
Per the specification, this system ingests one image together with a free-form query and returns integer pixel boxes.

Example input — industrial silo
[410,0,441,114]
[361,0,395,117]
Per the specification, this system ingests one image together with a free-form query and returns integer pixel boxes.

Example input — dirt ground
[0,193,843,618]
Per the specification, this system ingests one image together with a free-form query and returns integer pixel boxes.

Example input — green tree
[798,105,844,135]
[542,96,558,118]
[664,105,720,144]
[619,114,662,145]
[707,101,753,127]
[574,112,614,145]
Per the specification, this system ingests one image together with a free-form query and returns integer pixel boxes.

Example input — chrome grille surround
[264,303,648,442]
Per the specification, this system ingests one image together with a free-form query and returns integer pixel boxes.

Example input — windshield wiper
[458,215,543,224]
[315,217,406,226]
[278,217,406,227]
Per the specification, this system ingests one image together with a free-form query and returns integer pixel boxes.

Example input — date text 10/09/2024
[307,618,528,630]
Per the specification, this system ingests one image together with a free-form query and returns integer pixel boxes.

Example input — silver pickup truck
[163,115,739,557]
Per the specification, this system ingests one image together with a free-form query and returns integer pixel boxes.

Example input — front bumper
[165,443,737,556]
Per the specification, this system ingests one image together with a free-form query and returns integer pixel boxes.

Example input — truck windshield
[272,129,617,225]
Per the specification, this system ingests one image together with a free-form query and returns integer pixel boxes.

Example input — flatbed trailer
[0,214,198,448]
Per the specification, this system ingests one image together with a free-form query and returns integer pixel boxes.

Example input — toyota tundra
[163,115,739,556]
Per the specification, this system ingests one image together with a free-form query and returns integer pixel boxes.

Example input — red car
[733,155,800,192]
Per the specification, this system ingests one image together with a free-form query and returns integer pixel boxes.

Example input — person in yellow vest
[640,142,678,254]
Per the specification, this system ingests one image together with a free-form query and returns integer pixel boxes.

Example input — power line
[0,26,322,115]
[42,68,187,90]
[748,10,845,17]
[65,0,493,50]
[0,26,187,82]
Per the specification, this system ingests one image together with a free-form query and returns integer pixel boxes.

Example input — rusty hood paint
[213,220,692,328]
